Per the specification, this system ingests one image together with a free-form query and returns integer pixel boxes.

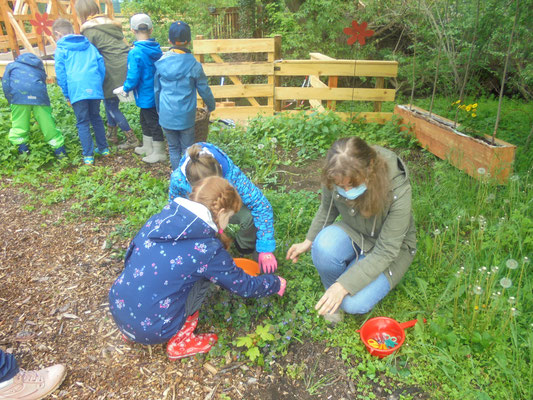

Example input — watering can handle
[399,318,426,330]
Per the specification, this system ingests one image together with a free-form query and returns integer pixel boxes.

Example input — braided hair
[190,176,242,249]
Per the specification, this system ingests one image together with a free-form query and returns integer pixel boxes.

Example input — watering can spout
[399,318,426,330]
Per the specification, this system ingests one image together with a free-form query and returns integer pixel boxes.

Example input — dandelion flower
[474,305,479,310]
[500,277,512,289]
[270,137,278,144]
[524,257,530,263]
[456,215,462,221]
[257,143,265,150]
[471,113,477,117]
[508,296,515,305]
[510,307,518,317]
[473,286,483,295]
[482,304,486,308]
[470,216,476,222]
[491,266,499,273]
[477,167,486,175]
[466,105,472,112]
[510,175,519,182]
[434,229,441,235]
[506,259,518,270]
[472,103,478,108]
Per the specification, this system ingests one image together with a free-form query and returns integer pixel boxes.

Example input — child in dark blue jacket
[154,21,216,170]
[109,176,286,360]
[120,14,164,163]
[53,18,108,166]
[1,53,66,157]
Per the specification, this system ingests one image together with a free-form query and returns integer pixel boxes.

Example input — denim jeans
[103,97,131,132]
[71,99,108,156]
[311,225,391,314]
[163,126,195,171]
[0,349,19,383]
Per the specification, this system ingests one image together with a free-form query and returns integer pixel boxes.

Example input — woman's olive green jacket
[306,146,417,295]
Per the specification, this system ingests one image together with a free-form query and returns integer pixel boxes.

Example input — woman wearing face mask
[286,137,416,323]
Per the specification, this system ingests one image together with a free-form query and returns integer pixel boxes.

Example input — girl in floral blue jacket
[169,143,279,274]
[109,176,286,360]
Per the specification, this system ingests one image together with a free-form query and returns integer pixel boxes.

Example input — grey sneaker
[323,310,344,325]
[0,365,67,400]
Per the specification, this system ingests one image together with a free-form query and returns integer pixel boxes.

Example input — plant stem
[492,0,520,145]
[453,0,480,128]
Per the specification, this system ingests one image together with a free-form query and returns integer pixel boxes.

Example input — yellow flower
[474,305,479,310]
[454,100,461,104]
[459,104,466,110]
[473,103,478,108]
[472,113,477,117]
[466,105,472,111]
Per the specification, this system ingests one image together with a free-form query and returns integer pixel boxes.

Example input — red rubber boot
[167,312,217,360]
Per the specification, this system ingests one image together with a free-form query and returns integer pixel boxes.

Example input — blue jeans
[0,349,19,383]
[163,126,195,171]
[311,225,391,314]
[71,99,108,157]
[103,97,131,132]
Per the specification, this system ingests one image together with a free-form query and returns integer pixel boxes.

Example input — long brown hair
[190,176,242,249]
[74,0,100,23]
[322,137,390,217]
[185,144,223,184]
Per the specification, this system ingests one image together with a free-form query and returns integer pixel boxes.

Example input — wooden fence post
[272,35,281,112]
[373,77,385,112]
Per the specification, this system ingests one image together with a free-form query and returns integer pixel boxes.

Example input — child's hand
[259,252,278,273]
[277,277,287,297]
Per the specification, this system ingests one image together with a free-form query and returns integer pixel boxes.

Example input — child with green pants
[1,53,66,156]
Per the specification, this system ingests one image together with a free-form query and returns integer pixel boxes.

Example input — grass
[0,85,531,399]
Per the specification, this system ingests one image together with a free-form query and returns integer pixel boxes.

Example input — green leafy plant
[234,323,275,365]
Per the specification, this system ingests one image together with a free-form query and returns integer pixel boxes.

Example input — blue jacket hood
[134,40,162,61]
[155,52,197,81]
[56,34,91,51]
[16,53,44,69]
[146,198,217,243]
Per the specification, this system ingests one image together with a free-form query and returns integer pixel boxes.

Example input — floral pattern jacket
[109,197,281,344]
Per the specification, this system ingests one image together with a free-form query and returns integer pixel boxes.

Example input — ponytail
[185,145,223,185]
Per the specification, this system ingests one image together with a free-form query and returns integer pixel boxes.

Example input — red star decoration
[343,20,374,46]
[30,12,54,37]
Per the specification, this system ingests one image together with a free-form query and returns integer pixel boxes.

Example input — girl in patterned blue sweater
[109,176,286,360]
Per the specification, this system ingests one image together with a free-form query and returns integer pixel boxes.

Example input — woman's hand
[315,283,349,315]
[286,239,312,263]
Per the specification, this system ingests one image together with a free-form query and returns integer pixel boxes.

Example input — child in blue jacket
[154,21,216,170]
[1,53,66,157]
[120,14,164,163]
[109,176,286,360]
[169,143,279,274]
[53,18,108,165]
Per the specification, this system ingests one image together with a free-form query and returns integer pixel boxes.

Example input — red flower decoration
[30,12,54,36]
[343,21,374,46]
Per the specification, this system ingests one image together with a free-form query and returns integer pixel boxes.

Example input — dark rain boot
[118,130,140,150]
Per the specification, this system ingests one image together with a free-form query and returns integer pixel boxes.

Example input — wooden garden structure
[0,35,398,124]
[0,0,114,58]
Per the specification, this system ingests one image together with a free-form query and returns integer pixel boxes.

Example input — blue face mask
[335,183,367,200]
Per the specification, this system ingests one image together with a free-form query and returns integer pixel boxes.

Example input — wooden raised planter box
[394,105,516,183]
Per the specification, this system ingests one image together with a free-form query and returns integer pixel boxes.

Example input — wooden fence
[0,36,398,124]
[0,0,114,57]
